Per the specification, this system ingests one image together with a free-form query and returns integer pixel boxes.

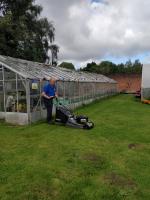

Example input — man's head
[49,78,56,86]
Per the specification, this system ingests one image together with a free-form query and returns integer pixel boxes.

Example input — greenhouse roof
[0,55,116,83]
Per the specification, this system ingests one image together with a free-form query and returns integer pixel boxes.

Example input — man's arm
[42,91,52,99]
[55,91,58,98]
[54,85,58,98]
[42,85,54,99]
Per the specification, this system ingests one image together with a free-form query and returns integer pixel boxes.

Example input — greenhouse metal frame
[0,55,117,125]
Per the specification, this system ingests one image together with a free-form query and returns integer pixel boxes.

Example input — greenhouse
[141,64,150,100]
[0,55,117,125]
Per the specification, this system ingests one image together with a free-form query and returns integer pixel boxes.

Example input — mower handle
[55,97,62,105]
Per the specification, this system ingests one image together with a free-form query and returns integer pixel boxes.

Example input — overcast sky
[36,0,150,67]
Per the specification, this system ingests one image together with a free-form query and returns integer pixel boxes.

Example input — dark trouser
[43,98,53,123]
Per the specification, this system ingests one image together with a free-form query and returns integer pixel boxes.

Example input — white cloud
[36,0,150,66]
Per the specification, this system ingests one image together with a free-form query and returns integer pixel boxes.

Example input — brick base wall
[108,74,141,93]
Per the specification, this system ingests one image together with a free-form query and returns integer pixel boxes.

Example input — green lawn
[0,95,150,200]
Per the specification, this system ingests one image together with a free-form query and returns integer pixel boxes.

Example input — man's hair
[49,78,56,82]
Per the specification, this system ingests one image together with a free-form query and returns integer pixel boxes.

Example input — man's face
[49,79,56,86]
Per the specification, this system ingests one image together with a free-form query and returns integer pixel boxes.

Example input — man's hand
[55,94,58,98]
[48,96,54,99]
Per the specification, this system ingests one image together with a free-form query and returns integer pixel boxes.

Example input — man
[42,78,58,124]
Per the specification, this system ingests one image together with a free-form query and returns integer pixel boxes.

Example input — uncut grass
[0,95,150,200]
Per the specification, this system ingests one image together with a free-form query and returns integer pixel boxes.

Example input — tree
[59,62,75,70]
[97,61,117,74]
[80,60,142,74]
[49,44,59,66]
[82,62,97,72]
[133,59,143,73]
[82,61,117,74]
[0,0,57,63]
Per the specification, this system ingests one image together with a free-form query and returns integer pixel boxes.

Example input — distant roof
[0,55,116,83]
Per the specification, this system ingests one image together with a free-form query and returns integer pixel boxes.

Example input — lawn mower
[54,99,94,129]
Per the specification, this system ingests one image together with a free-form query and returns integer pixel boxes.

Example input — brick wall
[108,74,141,93]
